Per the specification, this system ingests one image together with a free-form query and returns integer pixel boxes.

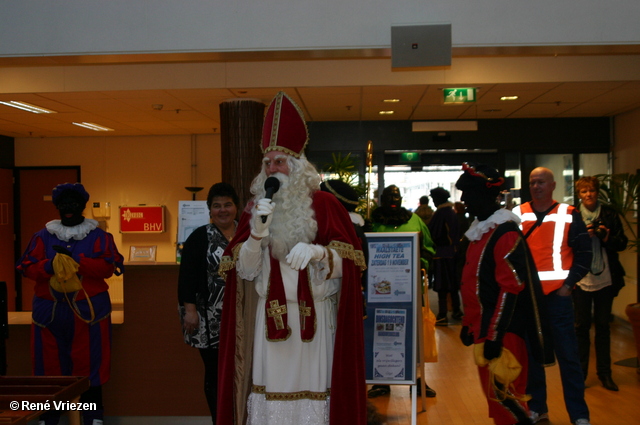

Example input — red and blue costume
[16,182,124,425]
[18,223,124,385]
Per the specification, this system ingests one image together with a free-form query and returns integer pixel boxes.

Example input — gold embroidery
[325,246,334,279]
[252,385,331,401]
[267,299,288,330]
[299,301,312,330]
[300,268,317,342]
[327,240,366,270]
[218,242,244,280]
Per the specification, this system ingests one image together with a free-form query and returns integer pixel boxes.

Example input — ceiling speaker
[391,24,452,69]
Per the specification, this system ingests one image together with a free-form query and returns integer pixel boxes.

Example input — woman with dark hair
[574,176,627,391]
[178,182,239,423]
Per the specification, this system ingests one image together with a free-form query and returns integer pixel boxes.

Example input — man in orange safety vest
[513,167,592,425]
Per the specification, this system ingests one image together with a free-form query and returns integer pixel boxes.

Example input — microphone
[261,177,280,223]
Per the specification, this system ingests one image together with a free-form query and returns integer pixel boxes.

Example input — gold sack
[474,342,530,402]
[474,342,522,383]
[49,253,83,293]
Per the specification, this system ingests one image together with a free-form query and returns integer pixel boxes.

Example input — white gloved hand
[250,198,275,238]
[286,243,326,271]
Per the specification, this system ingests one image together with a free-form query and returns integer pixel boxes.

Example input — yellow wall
[612,106,640,316]
[14,134,221,263]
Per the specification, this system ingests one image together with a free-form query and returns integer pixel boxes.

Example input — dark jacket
[579,203,628,296]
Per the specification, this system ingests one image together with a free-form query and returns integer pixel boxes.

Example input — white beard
[267,173,317,262]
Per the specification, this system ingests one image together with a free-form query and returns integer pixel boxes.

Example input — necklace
[220,223,236,242]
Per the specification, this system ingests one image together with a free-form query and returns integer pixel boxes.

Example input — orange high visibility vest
[513,202,574,294]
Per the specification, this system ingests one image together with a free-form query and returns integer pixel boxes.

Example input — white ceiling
[2,81,640,139]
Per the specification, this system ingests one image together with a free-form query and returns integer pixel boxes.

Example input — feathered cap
[52,182,90,206]
[320,180,360,212]
[261,91,309,158]
[455,162,505,197]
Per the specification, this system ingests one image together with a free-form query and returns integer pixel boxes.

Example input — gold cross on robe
[299,301,312,330]
[267,300,287,330]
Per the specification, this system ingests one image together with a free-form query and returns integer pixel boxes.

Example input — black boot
[436,314,448,326]
[598,375,619,391]
[367,384,390,398]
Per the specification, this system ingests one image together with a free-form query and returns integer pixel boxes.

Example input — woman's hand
[183,303,199,334]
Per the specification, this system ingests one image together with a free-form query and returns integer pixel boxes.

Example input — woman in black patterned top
[178,182,239,424]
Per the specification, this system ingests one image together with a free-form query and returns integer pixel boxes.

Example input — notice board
[177,200,209,244]
[363,232,420,385]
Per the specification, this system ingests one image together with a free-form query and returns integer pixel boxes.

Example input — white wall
[1,0,639,57]
[14,134,221,263]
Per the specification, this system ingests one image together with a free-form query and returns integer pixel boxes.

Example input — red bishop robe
[216,190,367,425]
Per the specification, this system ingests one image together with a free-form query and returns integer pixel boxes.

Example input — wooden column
[220,99,265,211]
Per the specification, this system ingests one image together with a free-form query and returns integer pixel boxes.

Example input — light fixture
[383,99,400,103]
[412,121,478,132]
[500,96,519,101]
[73,122,114,132]
[379,110,395,115]
[0,101,57,114]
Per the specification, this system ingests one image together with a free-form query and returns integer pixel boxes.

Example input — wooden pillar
[219,99,265,211]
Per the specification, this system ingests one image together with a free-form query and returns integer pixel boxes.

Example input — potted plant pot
[625,303,640,373]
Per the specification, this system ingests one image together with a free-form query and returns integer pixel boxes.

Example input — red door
[17,168,79,310]
[0,169,14,310]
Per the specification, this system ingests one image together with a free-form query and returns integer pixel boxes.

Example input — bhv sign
[119,205,165,233]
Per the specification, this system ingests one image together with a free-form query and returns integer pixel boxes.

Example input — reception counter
[5,263,209,417]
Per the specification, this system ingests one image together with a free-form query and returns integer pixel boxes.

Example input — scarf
[580,203,605,275]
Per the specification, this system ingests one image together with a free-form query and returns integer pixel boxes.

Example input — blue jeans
[527,291,590,422]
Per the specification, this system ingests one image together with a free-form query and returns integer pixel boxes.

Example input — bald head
[531,167,554,181]
[529,167,556,210]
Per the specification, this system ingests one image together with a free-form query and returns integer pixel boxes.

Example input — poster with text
[372,309,407,380]
[367,241,413,303]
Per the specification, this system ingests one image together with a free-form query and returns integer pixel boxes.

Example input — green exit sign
[443,88,476,103]
[400,152,421,163]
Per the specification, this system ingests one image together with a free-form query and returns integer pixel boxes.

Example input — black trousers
[573,284,614,377]
[199,347,219,424]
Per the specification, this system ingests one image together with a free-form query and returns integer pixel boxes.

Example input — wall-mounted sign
[177,200,209,244]
[119,205,165,233]
[443,88,476,104]
[399,152,421,163]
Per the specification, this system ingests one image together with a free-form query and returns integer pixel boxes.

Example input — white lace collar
[465,208,521,242]
[46,219,99,242]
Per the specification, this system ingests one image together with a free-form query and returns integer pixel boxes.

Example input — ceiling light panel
[72,122,114,131]
[0,101,57,114]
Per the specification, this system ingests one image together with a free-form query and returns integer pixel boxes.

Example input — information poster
[368,241,413,303]
[177,200,209,243]
[176,200,209,263]
[372,309,407,380]
[363,232,419,384]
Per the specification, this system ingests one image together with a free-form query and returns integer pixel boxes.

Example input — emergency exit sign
[443,88,476,104]
[400,152,421,163]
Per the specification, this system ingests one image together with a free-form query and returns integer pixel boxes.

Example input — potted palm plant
[322,152,368,216]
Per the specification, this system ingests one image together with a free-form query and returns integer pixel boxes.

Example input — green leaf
[595,172,640,250]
